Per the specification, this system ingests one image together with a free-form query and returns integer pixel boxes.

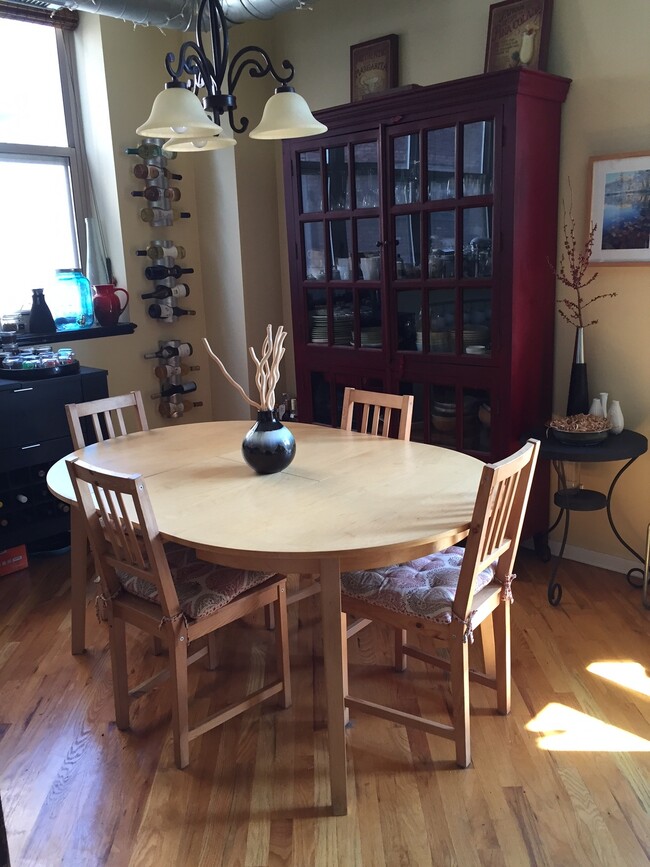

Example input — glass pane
[307,289,326,343]
[0,21,67,147]
[429,289,455,353]
[463,288,491,356]
[396,291,421,351]
[393,134,420,204]
[428,211,455,278]
[430,385,457,448]
[357,217,381,280]
[462,206,493,277]
[427,127,456,200]
[463,387,491,452]
[354,142,379,208]
[463,121,494,197]
[400,382,425,442]
[1,156,78,315]
[326,146,350,211]
[311,371,331,424]
[333,289,354,345]
[359,289,382,348]
[395,214,421,278]
[329,220,352,279]
[303,222,325,280]
[299,151,322,213]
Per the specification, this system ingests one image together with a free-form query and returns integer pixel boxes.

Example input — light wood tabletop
[47,420,484,815]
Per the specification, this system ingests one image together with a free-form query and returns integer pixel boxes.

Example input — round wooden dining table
[47,420,484,815]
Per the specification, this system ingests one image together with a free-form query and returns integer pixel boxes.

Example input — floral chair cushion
[341,546,495,623]
[117,542,273,621]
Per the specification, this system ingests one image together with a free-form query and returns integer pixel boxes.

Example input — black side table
[527,428,648,605]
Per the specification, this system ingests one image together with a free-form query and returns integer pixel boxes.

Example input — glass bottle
[141,284,190,300]
[139,207,191,224]
[144,264,194,280]
[136,244,186,260]
[131,186,173,202]
[151,381,197,399]
[133,164,182,181]
[144,342,193,360]
[153,362,200,379]
[124,144,176,159]
[28,288,56,334]
[148,303,196,319]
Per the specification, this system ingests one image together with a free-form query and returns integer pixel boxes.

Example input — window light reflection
[526,703,650,752]
[587,661,650,697]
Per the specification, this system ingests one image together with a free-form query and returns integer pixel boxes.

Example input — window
[0,16,87,320]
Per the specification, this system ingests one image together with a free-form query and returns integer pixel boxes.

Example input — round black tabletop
[525,428,648,463]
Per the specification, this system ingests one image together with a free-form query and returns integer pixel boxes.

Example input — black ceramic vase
[242,410,296,475]
[566,326,589,416]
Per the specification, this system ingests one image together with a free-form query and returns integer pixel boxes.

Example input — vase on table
[242,410,296,475]
[566,326,589,416]
[92,284,129,326]
[607,400,624,435]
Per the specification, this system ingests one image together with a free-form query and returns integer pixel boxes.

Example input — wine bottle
[141,284,190,300]
[136,244,187,260]
[148,303,196,320]
[125,144,176,159]
[158,400,203,418]
[144,342,193,360]
[133,164,182,181]
[151,381,197,399]
[144,264,194,280]
[140,207,191,224]
[153,363,200,379]
[131,186,173,202]
[16,493,29,504]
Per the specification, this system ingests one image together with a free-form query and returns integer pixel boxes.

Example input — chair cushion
[341,546,495,623]
[117,542,274,621]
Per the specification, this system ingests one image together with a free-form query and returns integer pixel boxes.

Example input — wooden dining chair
[67,457,291,769]
[340,438,540,768]
[268,388,415,630]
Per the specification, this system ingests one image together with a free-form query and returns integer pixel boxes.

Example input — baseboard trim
[522,539,642,576]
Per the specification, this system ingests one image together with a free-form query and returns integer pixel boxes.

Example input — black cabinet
[0,366,108,548]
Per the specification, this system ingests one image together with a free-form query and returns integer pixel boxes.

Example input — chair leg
[480,613,496,680]
[493,602,511,715]
[206,633,219,670]
[450,635,471,768]
[394,628,407,672]
[341,613,350,725]
[169,631,190,769]
[109,617,130,731]
[274,583,292,709]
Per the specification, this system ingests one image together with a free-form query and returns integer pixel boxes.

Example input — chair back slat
[67,457,182,620]
[66,391,149,450]
[341,388,414,441]
[453,439,540,620]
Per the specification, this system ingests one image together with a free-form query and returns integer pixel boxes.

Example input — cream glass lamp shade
[249,88,327,140]
[162,132,236,152]
[137,86,223,138]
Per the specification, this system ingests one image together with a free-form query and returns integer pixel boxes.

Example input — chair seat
[341,546,495,623]
[118,543,274,621]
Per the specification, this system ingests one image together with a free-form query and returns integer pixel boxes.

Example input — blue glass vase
[242,410,296,475]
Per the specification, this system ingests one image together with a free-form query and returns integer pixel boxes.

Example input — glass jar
[51,269,94,329]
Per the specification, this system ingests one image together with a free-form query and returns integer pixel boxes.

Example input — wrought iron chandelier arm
[228,45,295,94]
[164,42,216,93]
[197,0,228,94]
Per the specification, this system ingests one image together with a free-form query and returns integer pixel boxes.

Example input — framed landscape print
[484,0,553,73]
[350,35,398,102]
[588,152,650,264]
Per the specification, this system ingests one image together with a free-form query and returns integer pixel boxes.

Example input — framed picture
[588,152,650,265]
[484,0,553,73]
[350,35,398,103]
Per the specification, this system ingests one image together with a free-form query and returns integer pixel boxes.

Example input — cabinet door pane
[300,151,322,213]
[307,289,327,343]
[333,289,354,345]
[462,206,493,277]
[359,289,382,348]
[357,217,381,280]
[429,288,455,353]
[427,127,456,200]
[462,120,494,196]
[354,142,379,208]
[463,287,491,356]
[463,386,491,453]
[303,222,325,280]
[329,220,352,279]
[430,384,458,448]
[397,290,421,351]
[326,146,350,211]
[395,214,421,278]
[428,210,455,278]
[393,134,420,204]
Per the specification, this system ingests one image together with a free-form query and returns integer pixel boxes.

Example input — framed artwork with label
[350,35,398,103]
[484,0,553,73]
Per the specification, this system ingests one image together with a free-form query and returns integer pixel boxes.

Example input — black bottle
[144,265,194,281]
[29,288,56,334]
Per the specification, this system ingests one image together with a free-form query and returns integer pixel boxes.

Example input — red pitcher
[92,284,129,327]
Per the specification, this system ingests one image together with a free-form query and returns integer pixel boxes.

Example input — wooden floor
[0,548,648,867]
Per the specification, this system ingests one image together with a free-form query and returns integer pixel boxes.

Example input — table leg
[319,557,348,816]
[70,506,87,655]
[548,508,568,607]
[604,457,646,590]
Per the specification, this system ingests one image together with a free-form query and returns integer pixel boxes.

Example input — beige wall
[71,0,649,565]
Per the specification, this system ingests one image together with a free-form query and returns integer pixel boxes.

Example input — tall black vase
[566,326,589,416]
[242,410,296,475]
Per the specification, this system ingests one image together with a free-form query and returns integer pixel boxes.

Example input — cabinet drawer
[0,378,83,449]
[0,436,73,473]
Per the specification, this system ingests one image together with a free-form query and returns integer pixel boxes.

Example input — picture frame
[350,35,398,103]
[588,151,650,265]
[484,0,553,73]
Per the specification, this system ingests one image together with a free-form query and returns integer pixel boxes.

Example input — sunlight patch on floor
[587,660,650,697]
[526,703,650,751]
